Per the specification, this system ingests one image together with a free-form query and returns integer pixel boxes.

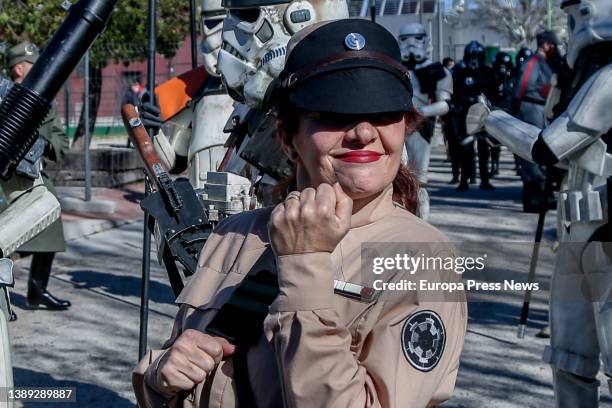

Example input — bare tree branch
[471,0,564,47]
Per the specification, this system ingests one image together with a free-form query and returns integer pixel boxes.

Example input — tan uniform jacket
[133,187,468,407]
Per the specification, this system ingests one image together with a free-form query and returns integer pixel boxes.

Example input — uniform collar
[349,184,395,229]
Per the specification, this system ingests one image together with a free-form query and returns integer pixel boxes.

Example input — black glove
[138,100,164,135]
[39,135,55,160]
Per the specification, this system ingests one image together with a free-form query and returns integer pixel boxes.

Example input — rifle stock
[122,104,184,213]
[121,103,212,295]
[121,104,166,183]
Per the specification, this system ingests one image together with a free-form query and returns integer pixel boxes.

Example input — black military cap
[278,19,413,114]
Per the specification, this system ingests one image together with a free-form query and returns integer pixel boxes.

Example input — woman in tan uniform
[133,19,467,407]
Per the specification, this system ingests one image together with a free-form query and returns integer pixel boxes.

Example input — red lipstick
[334,150,382,163]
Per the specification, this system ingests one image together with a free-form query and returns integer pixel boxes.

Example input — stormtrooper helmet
[217,0,348,108]
[561,0,612,68]
[398,23,430,67]
[201,0,227,76]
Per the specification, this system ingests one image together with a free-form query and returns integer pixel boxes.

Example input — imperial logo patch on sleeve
[401,310,446,372]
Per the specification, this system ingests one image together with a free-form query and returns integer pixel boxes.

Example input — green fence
[66,125,127,139]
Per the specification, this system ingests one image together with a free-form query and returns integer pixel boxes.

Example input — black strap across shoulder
[206,247,279,407]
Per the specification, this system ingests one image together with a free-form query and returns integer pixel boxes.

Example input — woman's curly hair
[275,103,422,214]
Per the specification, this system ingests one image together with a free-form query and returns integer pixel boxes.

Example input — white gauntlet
[466,95,491,135]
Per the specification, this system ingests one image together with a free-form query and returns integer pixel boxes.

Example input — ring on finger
[285,191,301,203]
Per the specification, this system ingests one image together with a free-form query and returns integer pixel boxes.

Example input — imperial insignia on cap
[344,33,366,51]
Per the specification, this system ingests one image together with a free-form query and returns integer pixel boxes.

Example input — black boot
[522,180,545,213]
[535,325,551,338]
[491,160,499,176]
[491,146,501,176]
[458,140,474,190]
[450,161,460,184]
[456,181,470,191]
[477,137,494,188]
[480,180,496,190]
[27,253,71,310]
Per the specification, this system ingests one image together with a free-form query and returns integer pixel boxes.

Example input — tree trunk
[71,64,103,150]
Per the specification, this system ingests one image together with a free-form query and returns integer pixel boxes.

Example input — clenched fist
[153,330,235,396]
[268,183,353,256]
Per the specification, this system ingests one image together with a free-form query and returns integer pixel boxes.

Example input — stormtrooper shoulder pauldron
[541,64,612,167]
[568,64,612,135]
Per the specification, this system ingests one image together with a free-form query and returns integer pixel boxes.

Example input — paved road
[7,146,612,407]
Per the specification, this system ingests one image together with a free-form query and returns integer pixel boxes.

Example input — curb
[63,218,139,242]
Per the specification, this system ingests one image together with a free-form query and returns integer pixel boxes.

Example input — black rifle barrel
[0,0,118,180]
[517,173,553,338]
[189,0,198,69]
[517,208,546,338]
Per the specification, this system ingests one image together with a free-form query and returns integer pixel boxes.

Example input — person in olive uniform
[5,41,71,310]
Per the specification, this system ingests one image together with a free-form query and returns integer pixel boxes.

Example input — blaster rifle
[121,104,213,297]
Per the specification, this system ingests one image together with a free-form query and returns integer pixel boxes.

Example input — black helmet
[493,51,514,76]
[464,41,485,58]
[536,30,560,47]
[463,41,485,70]
[515,47,533,69]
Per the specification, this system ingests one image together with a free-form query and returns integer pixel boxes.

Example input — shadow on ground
[8,270,174,311]
[65,270,174,304]
[122,190,145,204]
[467,302,549,330]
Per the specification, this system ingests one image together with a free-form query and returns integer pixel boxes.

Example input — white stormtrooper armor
[398,23,431,67]
[467,1,612,405]
[218,0,348,109]
[153,0,236,189]
[398,23,453,220]
[188,92,235,188]
[0,175,61,403]
[218,5,291,108]
[201,0,226,77]
[212,0,348,208]
[187,0,236,189]
[564,0,612,68]
[0,176,61,258]
[0,257,14,408]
